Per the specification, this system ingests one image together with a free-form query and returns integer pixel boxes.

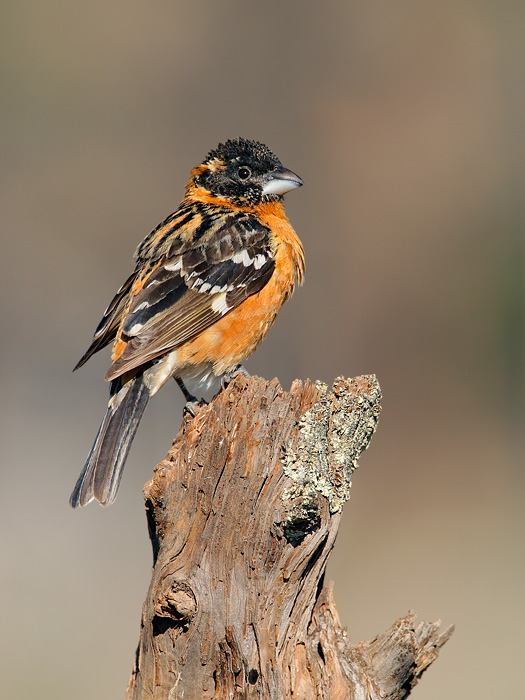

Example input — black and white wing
[105,211,275,380]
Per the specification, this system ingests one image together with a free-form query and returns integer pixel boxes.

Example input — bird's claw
[221,364,250,390]
[183,399,207,417]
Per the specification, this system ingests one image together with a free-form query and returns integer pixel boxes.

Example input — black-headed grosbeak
[70,138,305,508]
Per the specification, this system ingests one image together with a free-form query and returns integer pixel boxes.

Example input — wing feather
[74,271,137,371]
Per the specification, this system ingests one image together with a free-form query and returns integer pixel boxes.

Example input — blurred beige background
[1,1,523,698]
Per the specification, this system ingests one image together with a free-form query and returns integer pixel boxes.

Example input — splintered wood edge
[281,374,382,513]
[352,611,455,698]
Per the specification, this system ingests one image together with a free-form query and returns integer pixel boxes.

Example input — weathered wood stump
[124,374,453,699]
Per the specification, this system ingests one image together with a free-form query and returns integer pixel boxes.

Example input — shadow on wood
[124,374,453,699]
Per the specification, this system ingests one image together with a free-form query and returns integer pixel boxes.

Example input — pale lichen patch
[281,375,382,513]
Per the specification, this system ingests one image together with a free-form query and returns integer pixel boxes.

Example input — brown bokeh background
[1,2,523,698]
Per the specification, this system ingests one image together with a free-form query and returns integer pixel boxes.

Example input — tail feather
[70,375,150,508]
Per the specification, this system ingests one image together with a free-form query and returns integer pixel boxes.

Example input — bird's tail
[70,374,150,508]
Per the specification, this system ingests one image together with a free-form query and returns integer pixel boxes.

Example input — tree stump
[124,374,453,699]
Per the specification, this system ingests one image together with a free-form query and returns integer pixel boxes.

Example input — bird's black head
[192,138,303,206]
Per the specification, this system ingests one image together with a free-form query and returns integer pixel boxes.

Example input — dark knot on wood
[154,580,197,624]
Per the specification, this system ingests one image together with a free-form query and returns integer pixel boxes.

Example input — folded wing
[105,212,275,380]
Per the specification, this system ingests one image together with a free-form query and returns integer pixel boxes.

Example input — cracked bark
[124,374,453,699]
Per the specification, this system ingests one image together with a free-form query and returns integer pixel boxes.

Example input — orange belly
[175,239,298,375]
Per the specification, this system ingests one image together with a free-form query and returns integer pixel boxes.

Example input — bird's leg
[221,364,250,390]
[175,376,198,403]
[175,377,203,417]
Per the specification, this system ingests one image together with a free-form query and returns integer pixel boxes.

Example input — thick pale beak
[261,166,304,197]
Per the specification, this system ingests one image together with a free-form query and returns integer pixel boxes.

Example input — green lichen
[281,376,381,513]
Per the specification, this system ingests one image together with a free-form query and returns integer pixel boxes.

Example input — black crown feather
[205,138,282,167]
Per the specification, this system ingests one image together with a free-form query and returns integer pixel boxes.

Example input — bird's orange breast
[176,204,304,374]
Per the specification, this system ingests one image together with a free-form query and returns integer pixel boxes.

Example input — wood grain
[124,374,452,699]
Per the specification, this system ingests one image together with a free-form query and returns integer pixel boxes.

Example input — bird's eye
[238,166,251,180]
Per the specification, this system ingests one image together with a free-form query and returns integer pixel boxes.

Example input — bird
[70,137,305,508]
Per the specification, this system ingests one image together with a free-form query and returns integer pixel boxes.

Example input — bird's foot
[183,399,207,417]
[175,377,207,416]
[221,364,250,390]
